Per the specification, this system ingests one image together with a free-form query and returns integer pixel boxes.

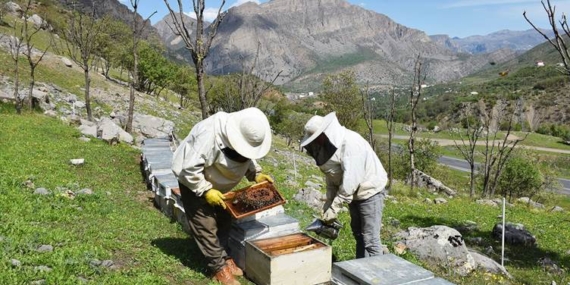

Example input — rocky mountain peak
[156,0,521,88]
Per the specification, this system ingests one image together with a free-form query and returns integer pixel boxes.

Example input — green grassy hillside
[2,104,570,284]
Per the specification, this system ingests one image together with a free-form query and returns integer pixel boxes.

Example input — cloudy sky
[125,0,570,38]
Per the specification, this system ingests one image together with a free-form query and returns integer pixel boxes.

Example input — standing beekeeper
[301,112,388,258]
[172,107,274,285]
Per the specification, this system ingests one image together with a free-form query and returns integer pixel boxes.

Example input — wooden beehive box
[245,233,332,285]
[224,181,286,219]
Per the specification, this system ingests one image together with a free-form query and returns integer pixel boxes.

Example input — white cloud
[184,8,223,22]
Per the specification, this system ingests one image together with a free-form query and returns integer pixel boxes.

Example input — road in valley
[437,156,570,195]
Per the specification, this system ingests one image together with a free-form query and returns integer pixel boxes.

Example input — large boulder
[26,14,48,30]
[78,119,97,138]
[4,2,22,15]
[97,118,133,144]
[133,113,175,139]
[293,187,325,210]
[395,225,476,276]
[61,57,73,68]
[492,223,536,246]
[469,250,512,278]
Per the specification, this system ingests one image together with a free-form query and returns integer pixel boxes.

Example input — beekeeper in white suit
[301,112,388,258]
[172,107,273,285]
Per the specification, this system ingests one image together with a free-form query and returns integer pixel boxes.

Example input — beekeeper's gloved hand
[204,188,226,209]
[322,207,338,224]
[322,197,343,224]
[255,173,274,184]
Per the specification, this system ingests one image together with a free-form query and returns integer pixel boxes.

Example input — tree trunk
[469,164,475,197]
[14,60,21,114]
[126,51,137,133]
[387,90,396,189]
[28,74,35,110]
[196,61,209,119]
[84,67,93,121]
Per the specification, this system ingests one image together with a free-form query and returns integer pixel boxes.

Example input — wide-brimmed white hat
[226,107,272,159]
[300,112,336,147]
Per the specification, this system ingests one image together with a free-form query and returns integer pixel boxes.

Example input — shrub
[378,139,441,181]
[498,155,543,202]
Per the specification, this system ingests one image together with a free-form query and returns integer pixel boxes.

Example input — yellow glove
[204,189,226,209]
[255,173,274,184]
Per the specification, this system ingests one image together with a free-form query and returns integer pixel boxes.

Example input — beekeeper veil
[300,112,343,166]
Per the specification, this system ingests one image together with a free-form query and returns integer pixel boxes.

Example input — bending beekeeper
[172,107,273,285]
[301,112,388,258]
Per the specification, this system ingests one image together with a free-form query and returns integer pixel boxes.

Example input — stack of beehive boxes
[141,138,332,284]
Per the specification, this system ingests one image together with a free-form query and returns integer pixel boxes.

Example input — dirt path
[381,135,570,155]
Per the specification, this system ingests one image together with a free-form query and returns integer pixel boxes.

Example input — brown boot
[213,265,240,285]
[226,258,243,276]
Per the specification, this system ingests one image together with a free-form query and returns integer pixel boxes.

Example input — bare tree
[8,25,24,113]
[480,99,529,197]
[61,2,105,121]
[125,0,155,133]
[21,0,51,110]
[164,0,227,119]
[385,88,397,189]
[452,107,483,197]
[0,1,7,27]
[361,82,375,151]
[408,55,426,191]
[524,0,570,76]
[210,42,282,113]
[235,43,282,111]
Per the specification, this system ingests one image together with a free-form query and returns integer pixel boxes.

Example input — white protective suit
[318,115,388,213]
[171,112,261,196]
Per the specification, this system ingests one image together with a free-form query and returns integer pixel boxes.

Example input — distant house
[536,61,545,67]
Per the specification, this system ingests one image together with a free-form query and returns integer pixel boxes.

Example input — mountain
[155,0,518,89]
[154,13,202,49]
[55,0,160,40]
[424,36,570,127]
[430,29,553,54]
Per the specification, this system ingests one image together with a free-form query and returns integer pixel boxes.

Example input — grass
[2,109,570,284]
[0,111,214,284]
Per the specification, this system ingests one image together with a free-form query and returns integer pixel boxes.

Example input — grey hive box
[332,254,455,285]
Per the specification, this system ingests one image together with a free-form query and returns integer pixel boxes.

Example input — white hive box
[228,212,300,270]
[245,233,332,285]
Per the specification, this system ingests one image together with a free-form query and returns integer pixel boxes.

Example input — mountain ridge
[154,0,528,89]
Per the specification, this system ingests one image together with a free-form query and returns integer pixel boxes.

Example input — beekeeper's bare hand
[204,188,226,209]
[255,173,274,184]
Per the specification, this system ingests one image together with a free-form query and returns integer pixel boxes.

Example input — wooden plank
[269,243,319,256]
[253,234,313,251]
